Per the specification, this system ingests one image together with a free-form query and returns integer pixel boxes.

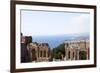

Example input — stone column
[66,49,69,60]
[77,49,79,60]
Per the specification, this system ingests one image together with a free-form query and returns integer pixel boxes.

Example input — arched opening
[40,50,42,57]
[32,49,36,61]
[68,51,70,59]
[44,50,46,57]
[73,52,74,59]
[79,51,87,60]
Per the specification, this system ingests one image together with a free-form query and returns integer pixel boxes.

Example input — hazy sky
[21,10,90,36]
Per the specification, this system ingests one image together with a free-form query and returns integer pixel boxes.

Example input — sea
[32,33,89,49]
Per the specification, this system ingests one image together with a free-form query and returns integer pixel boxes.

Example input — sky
[21,10,90,36]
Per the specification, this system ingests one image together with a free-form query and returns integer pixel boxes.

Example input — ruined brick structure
[21,35,32,63]
[65,40,89,60]
[27,42,50,62]
[21,34,50,62]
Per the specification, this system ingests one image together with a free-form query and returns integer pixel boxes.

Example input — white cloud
[66,14,90,34]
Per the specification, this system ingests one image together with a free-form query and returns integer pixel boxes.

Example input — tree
[26,36,32,44]
[79,51,87,60]
[52,43,65,59]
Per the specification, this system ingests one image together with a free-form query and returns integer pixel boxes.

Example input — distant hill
[32,33,89,49]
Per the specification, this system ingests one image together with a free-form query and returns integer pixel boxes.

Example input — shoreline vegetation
[21,33,90,63]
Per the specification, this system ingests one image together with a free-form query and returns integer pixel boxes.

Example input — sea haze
[32,33,89,49]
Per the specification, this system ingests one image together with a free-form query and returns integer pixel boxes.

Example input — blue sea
[32,33,89,49]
